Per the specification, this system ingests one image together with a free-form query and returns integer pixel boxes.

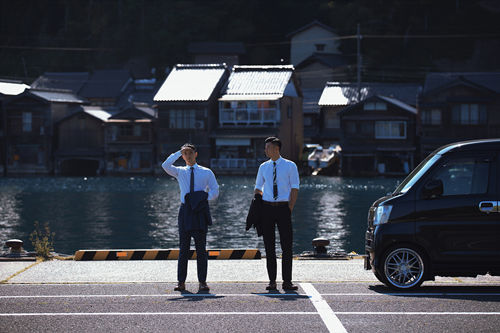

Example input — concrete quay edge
[1,258,500,285]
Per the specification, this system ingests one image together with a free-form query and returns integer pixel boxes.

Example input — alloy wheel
[383,247,425,289]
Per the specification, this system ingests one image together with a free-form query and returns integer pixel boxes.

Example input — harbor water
[0,176,401,255]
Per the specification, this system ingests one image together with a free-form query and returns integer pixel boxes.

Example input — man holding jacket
[162,143,219,292]
[254,137,300,291]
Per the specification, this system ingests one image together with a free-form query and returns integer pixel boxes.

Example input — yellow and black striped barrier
[74,249,261,261]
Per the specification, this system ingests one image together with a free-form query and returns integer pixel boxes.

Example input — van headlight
[373,205,392,225]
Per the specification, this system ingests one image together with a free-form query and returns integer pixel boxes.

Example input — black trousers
[177,205,208,283]
[262,204,293,283]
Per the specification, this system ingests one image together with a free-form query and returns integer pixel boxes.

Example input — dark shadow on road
[252,291,309,301]
[368,284,500,302]
[167,290,224,302]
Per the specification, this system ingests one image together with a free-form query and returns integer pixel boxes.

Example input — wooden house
[0,80,29,175]
[4,88,85,174]
[418,72,500,159]
[105,103,156,174]
[319,82,421,148]
[287,20,342,66]
[287,21,350,144]
[153,64,229,168]
[79,69,133,106]
[54,106,112,176]
[213,65,303,173]
[339,95,418,176]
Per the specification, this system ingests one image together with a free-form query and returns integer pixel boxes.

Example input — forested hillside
[0,0,498,82]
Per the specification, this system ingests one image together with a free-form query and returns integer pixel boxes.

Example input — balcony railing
[219,108,279,126]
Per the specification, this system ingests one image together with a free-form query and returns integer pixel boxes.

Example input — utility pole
[357,23,362,102]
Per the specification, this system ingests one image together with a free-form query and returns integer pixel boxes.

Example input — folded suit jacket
[182,190,212,232]
[245,193,263,237]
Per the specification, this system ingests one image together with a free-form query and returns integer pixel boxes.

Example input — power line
[0,45,116,51]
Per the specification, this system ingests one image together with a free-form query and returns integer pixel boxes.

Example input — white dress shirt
[162,151,219,204]
[255,156,300,202]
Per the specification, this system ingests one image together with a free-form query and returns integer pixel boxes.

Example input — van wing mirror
[422,179,443,199]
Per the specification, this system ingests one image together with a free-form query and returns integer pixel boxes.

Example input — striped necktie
[190,167,194,193]
[273,161,278,200]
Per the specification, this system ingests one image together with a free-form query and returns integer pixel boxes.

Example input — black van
[365,139,500,290]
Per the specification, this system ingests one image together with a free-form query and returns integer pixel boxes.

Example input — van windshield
[393,154,441,194]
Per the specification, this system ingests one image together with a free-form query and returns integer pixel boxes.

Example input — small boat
[308,145,341,175]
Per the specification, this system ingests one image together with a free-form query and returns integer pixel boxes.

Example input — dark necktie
[273,161,278,200]
[190,166,194,193]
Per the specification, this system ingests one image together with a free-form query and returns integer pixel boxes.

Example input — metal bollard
[5,239,24,254]
[312,237,330,254]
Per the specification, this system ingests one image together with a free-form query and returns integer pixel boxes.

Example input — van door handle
[478,201,498,213]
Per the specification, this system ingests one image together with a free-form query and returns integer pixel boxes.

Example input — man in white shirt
[162,143,219,292]
[254,137,300,291]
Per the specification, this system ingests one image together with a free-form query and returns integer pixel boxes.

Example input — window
[133,125,142,137]
[345,121,356,134]
[361,121,373,136]
[452,104,487,125]
[364,102,387,110]
[315,43,325,51]
[120,124,133,136]
[169,110,196,129]
[375,121,406,139]
[421,109,441,125]
[433,157,491,196]
[22,112,32,132]
[304,116,312,127]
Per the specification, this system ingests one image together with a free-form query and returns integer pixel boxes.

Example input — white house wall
[290,26,340,65]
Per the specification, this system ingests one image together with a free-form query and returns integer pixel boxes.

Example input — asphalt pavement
[1,259,500,332]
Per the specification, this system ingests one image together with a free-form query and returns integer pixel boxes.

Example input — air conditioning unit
[194,120,204,129]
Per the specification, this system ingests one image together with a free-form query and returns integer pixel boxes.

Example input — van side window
[433,158,490,196]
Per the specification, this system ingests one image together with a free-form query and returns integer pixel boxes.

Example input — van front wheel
[379,246,426,290]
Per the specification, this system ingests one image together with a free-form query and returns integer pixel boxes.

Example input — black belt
[263,201,289,207]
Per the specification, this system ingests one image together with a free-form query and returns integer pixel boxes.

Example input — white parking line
[0,293,305,299]
[300,283,348,333]
[321,293,500,296]
[0,312,318,316]
[1,292,499,299]
[1,311,499,317]
[336,312,500,315]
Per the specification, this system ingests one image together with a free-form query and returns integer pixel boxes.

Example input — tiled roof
[286,20,336,38]
[339,95,417,115]
[109,104,155,120]
[80,69,132,99]
[81,106,115,122]
[154,64,227,102]
[0,80,29,96]
[378,96,417,114]
[30,89,86,104]
[423,72,500,94]
[188,42,246,55]
[31,72,89,93]
[319,82,421,106]
[219,65,294,101]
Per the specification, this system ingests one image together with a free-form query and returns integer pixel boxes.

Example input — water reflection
[0,176,400,255]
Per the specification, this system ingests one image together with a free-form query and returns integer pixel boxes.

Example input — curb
[74,249,261,261]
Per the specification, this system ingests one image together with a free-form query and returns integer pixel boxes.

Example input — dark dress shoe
[282,282,298,290]
[174,282,185,291]
[266,282,277,290]
[198,282,210,292]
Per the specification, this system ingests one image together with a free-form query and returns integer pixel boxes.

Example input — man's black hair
[181,143,197,152]
[265,137,282,150]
